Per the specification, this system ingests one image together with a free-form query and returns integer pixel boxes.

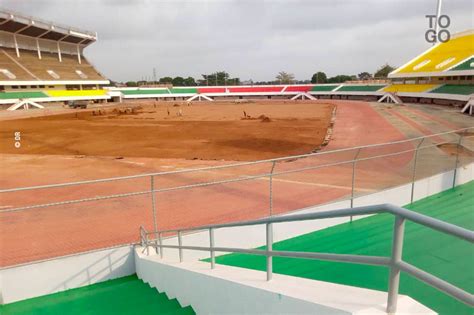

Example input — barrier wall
[0,245,135,304]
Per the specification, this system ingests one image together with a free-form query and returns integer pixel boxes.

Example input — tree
[358,72,372,80]
[374,64,395,78]
[183,77,196,86]
[172,76,185,86]
[125,81,137,87]
[199,71,239,86]
[327,75,355,83]
[276,71,295,84]
[159,76,173,84]
[311,72,327,84]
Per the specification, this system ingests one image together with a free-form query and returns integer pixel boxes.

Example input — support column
[13,34,20,57]
[36,39,42,59]
[77,45,82,64]
[57,42,62,62]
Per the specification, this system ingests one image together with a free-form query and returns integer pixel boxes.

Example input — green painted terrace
[430,85,474,95]
[337,85,386,92]
[0,275,195,315]
[213,181,474,315]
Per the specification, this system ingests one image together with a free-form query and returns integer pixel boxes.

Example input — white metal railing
[139,203,474,314]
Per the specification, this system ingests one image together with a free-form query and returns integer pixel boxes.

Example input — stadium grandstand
[0,9,110,108]
[107,30,473,111]
[386,30,474,113]
[0,8,472,114]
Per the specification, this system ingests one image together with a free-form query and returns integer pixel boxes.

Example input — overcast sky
[2,0,473,82]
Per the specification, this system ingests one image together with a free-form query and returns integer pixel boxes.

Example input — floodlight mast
[435,0,443,44]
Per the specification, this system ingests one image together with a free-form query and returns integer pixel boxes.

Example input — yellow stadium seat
[383,84,438,93]
[45,90,107,97]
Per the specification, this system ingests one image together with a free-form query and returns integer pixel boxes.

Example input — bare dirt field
[0,100,335,161]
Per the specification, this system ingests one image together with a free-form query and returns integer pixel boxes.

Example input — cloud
[1,0,472,81]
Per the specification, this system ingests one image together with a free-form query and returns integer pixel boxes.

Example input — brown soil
[0,101,334,161]
[437,143,474,157]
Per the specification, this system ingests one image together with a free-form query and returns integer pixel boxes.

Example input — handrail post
[350,148,362,221]
[269,161,277,217]
[154,237,159,256]
[178,231,183,263]
[410,138,425,203]
[452,133,463,188]
[387,216,405,314]
[159,232,163,259]
[210,228,215,269]
[266,222,273,281]
[150,175,158,242]
[139,225,144,247]
[145,232,149,256]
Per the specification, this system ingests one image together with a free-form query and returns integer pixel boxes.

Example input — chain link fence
[1,128,473,267]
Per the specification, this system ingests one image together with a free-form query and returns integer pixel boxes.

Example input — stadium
[0,4,473,315]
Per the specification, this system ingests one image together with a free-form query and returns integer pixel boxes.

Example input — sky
[2,0,473,82]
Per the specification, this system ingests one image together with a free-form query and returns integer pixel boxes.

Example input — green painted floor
[0,275,195,315]
[213,181,474,315]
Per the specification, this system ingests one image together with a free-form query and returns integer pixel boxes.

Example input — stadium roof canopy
[389,30,474,79]
[0,8,97,45]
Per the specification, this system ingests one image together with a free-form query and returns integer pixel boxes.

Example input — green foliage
[311,72,327,83]
[172,76,185,86]
[374,64,395,78]
[159,76,173,84]
[199,71,239,86]
[275,71,295,84]
[327,75,355,83]
[125,81,138,87]
[358,72,372,80]
[183,76,196,86]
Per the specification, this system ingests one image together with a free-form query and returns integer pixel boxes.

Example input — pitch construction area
[1,99,473,267]
[0,101,335,161]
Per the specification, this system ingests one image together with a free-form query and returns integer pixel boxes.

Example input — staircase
[1,275,195,315]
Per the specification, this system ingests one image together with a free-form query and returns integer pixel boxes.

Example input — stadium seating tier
[121,89,169,95]
[383,84,438,93]
[310,85,339,92]
[0,48,106,81]
[45,90,107,97]
[429,84,474,95]
[0,91,48,99]
[393,33,474,74]
[449,57,474,71]
[337,85,386,92]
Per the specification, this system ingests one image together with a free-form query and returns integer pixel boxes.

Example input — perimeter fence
[0,127,473,267]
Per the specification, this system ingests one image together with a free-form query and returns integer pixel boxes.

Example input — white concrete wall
[135,250,434,315]
[0,245,135,304]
